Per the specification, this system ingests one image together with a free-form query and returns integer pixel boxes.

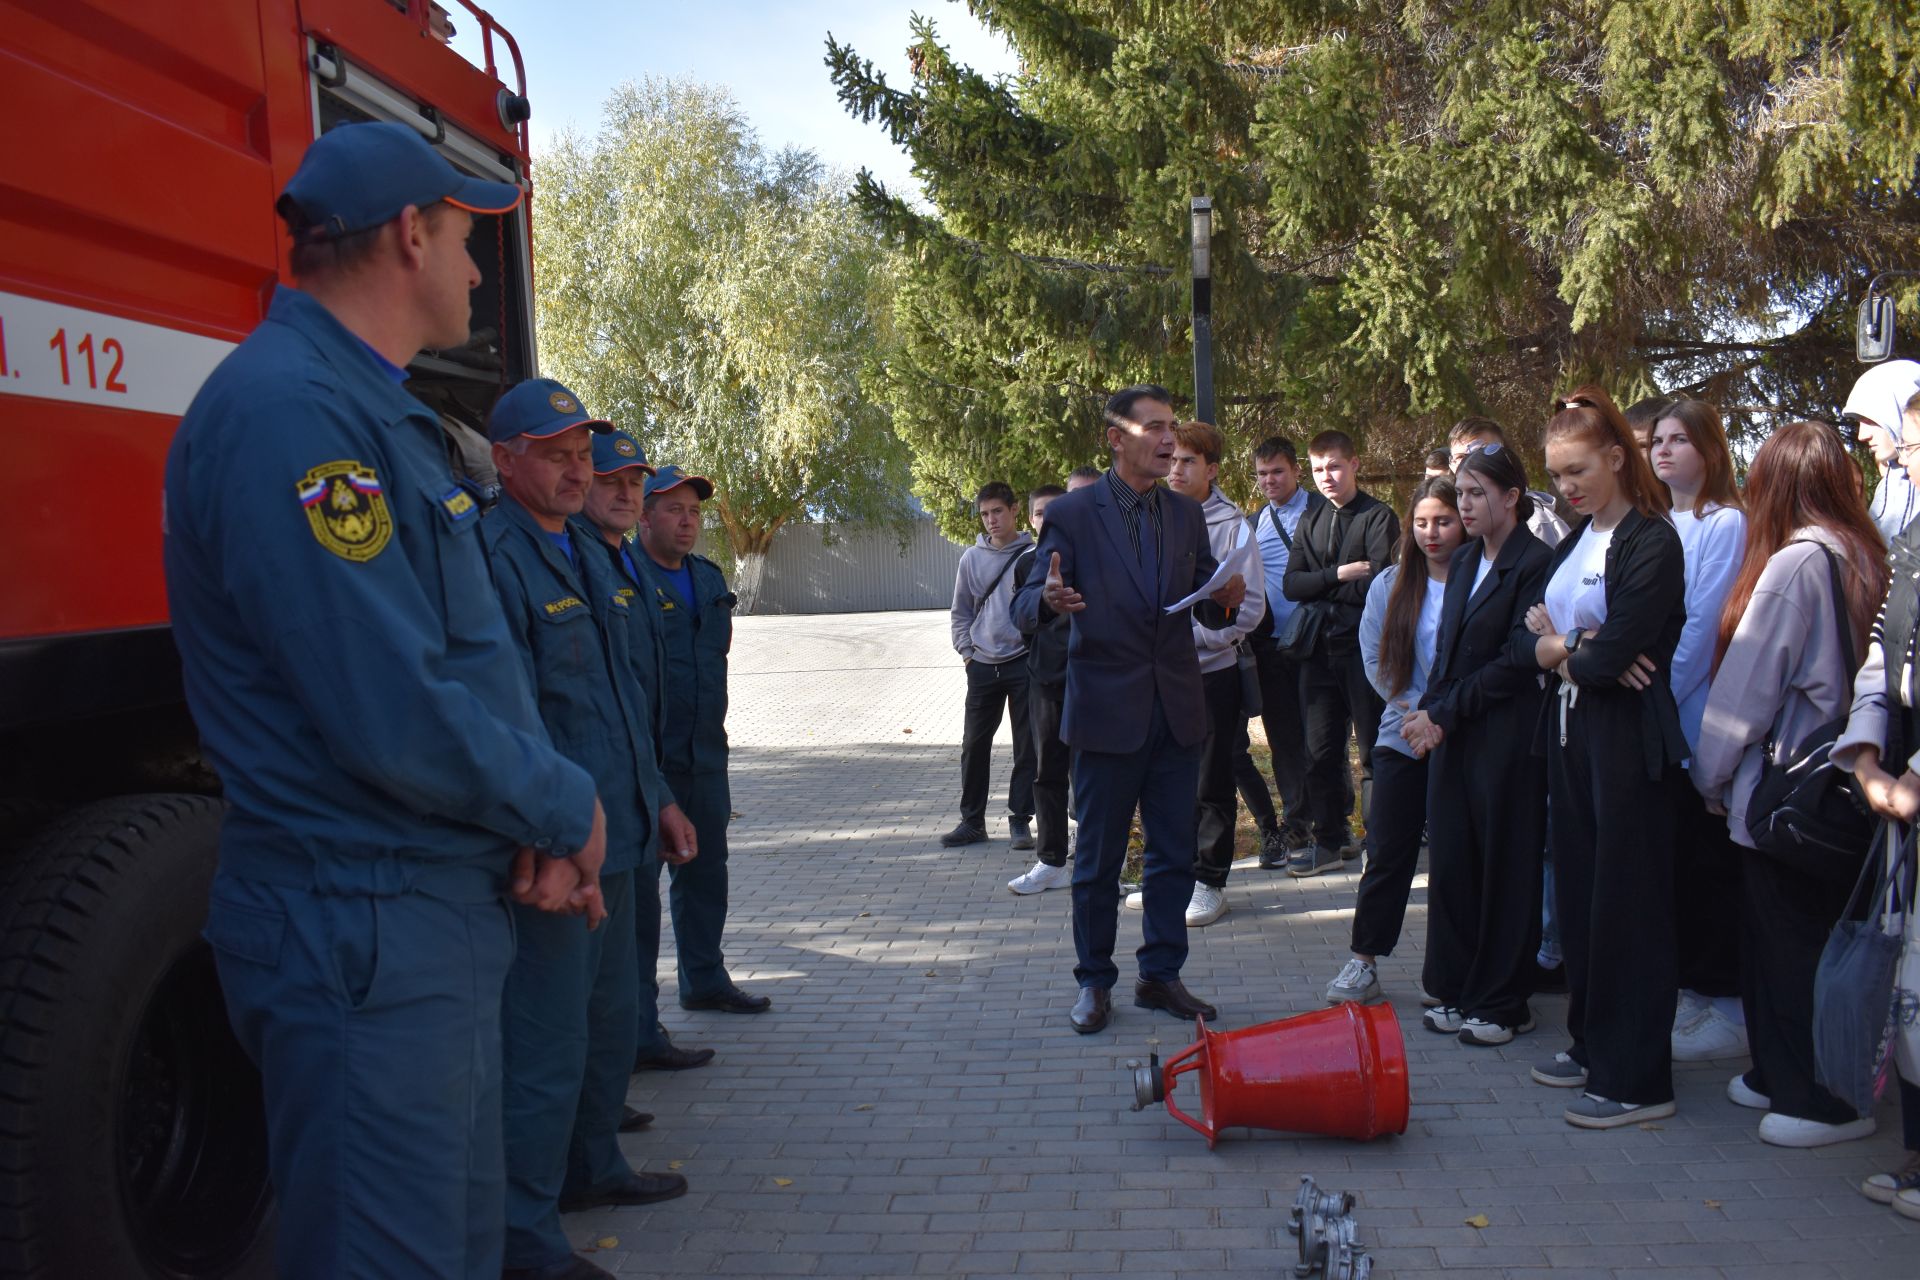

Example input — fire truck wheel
[0,794,274,1279]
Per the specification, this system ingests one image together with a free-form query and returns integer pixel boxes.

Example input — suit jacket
[1281,489,1400,651]
[1012,479,1220,753]
[1508,507,1690,779]
[1421,527,1552,738]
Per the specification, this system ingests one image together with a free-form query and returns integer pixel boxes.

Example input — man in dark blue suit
[1013,386,1246,1033]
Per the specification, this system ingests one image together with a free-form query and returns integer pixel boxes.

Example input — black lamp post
[1190,196,1215,424]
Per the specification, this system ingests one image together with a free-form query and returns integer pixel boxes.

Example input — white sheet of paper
[1164,528,1256,613]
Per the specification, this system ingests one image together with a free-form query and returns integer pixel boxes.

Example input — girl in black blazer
[1515,385,1689,1130]
[1400,443,1552,1046]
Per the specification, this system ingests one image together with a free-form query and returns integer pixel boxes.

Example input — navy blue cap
[592,431,654,475]
[278,121,522,242]
[485,378,612,444]
[644,464,714,500]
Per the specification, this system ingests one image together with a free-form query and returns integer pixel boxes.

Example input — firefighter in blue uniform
[482,380,699,1280]
[634,465,770,1016]
[163,122,609,1280]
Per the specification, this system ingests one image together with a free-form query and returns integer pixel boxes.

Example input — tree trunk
[724,516,782,616]
[732,550,768,616]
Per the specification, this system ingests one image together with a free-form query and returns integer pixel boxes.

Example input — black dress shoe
[618,1106,653,1133]
[939,822,988,847]
[503,1258,614,1274]
[631,1042,715,1073]
[1134,978,1218,1021]
[558,1170,689,1213]
[1070,986,1112,1034]
[1010,817,1035,850]
[501,1253,616,1279]
[680,983,772,1014]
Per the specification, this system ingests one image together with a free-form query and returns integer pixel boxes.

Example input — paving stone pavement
[570,610,1920,1278]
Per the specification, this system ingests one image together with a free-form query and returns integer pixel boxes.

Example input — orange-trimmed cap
[644,464,714,500]
[277,121,522,242]
[486,378,611,444]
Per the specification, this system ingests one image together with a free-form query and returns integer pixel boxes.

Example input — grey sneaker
[1324,957,1381,1005]
[1422,1005,1465,1034]
[939,822,987,847]
[1564,1094,1676,1129]
[1458,1012,1535,1047]
[1287,844,1345,877]
[1009,817,1035,851]
[1530,1052,1589,1088]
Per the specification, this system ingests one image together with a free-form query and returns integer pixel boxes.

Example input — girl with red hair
[1518,385,1689,1129]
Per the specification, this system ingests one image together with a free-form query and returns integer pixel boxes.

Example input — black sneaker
[1532,961,1568,995]
[1009,817,1035,850]
[1287,845,1345,877]
[1256,828,1289,869]
[939,822,988,847]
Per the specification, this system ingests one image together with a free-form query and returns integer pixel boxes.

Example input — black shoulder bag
[1270,504,1328,658]
[1745,543,1874,882]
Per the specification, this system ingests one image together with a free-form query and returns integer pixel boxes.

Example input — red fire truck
[0,2,538,1273]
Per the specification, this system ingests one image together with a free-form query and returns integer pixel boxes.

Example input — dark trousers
[206,875,515,1280]
[507,871,639,1268]
[959,657,1036,827]
[633,854,670,1053]
[1194,666,1243,888]
[1301,644,1382,851]
[1423,728,1546,1025]
[1550,694,1679,1105]
[1350,746,1428,958]
[1251,643,1316,841]
[1740,850,1861,1124]
[1904,1075,1920,1151]
[1071,696,1202,988]
[1674,784,1742,998]
[1231,720,1278,832]
[666,770,731,1001]
[1030,680,1071,867]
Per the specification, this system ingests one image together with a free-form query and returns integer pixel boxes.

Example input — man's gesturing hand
[658,801,699,865]
[1042,552,1086,614]
[1209,573,1246,611]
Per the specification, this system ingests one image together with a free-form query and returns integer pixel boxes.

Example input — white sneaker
[1007,861,1069,895]
[1422,1005,1465,1034]
[1184,883,1227,926]
[1324,958,1380,1004]
[1726,1072,1771,1110]
[1670,1007,1749,1062]
[1757,1113,1877,1148]
[1673,989,1709,1032]
[1123,888,1144,910]
[1458,1013,1536,1047]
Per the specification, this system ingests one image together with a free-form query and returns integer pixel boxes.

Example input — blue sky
[451,1,1021,198]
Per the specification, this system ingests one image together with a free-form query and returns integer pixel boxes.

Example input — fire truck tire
[0,794,274,1279]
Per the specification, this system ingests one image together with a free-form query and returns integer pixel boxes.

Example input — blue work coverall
[638,550,737,1004]
[163,286,596,1280]
[483,497,670,1269]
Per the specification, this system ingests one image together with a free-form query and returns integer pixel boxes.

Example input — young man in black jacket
[1008,482,1074,893]
[1281,429,1400,875]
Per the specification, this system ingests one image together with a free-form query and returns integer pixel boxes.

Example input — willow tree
[535,78,912,608]
[828,1,1920,523]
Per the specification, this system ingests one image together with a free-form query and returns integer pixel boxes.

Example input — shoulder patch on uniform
[439,485,478,522]
[543,595,586,617]
[297,461,392,562]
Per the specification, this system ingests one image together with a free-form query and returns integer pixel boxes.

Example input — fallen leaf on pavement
[773,1177,794,1187]
[1704,1200,1722,1209]
[595,1237,619,1250]
[667,1160,683,1170]
[853,1103,874,1111]
[1463,1214,1490,1229]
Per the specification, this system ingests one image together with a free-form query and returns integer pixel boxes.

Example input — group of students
[1330,364,1920,1210]
[948,358,1920,1208]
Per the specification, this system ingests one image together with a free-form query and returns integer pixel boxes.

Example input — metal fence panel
[752,519,965,615]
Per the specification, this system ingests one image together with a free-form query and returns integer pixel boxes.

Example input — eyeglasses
[1461,440,1504,457]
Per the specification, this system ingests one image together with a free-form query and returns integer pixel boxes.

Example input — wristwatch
[1564,627,1586,654]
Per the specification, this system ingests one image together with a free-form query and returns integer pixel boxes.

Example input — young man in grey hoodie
[1124,422,1266,925]
[943,481,1039,847]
